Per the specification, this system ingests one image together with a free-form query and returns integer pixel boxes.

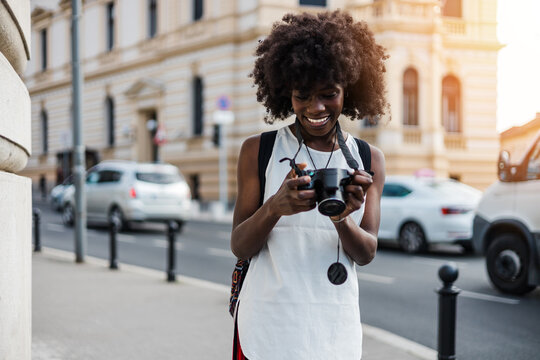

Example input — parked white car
[50,175,73,211]
[379,175,482,253]
[62,160,191,230]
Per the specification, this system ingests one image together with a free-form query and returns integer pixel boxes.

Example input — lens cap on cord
[328,262,347,285]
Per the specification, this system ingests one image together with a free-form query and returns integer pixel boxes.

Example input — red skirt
[233,316,248,360]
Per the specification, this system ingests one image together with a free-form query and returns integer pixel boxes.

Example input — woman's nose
[308,97,325,112]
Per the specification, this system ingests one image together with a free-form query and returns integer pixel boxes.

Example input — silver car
[62,160,191,230]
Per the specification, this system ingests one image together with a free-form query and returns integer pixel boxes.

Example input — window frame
[106,2,115,51]
[403,67,419,127]
[442,0,462,18]
[148,0,158,38]
[40,28,48,71]
[105,96,115,147]
[192,76,204,136]
[442,75,462,133]
[41,109,49,154]
[193,0,203,21]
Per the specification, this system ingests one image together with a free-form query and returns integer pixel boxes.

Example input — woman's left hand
[330,170,373,221]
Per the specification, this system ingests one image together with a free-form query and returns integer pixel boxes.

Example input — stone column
[0,1,32,359]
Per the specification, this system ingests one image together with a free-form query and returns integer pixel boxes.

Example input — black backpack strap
[354,138,372,174]
[258,130,278,207]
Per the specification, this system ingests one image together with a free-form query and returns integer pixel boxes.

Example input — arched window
[403,68,418,126]
[442,0,462,18]
[105,96,115,147]
[442,75,461,133]
[41,109,48,154]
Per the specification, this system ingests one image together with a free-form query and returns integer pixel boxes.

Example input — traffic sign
[217,95,231,110]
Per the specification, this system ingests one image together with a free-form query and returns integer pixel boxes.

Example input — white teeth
[306,116,329,123]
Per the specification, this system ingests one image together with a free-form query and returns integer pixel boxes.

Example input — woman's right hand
[268,163,317,217]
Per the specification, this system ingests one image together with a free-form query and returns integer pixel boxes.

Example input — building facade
[23,0,501,205]
[0,0,32,358]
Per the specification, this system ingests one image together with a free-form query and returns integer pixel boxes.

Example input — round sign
[217,95,231,110]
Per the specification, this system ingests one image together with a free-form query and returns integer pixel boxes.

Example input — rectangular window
[41,110,48,154]
[40,28,47,71]
[148,0,157,38]
[193,77,203,136]
[193,0,203,21]
[106,2,115,51]
[106,97,115,147]
[299,0,327,6]
[442,0,462,18]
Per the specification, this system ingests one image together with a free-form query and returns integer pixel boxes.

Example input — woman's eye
[323,92,338,99]
[294,95,309,101]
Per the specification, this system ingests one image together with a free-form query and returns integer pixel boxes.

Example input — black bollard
[166,221,179,282]
[437,262,460,360]
[33,208,41,252]
[109,217,120,270]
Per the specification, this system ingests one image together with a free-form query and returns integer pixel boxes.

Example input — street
[33,201,540,359]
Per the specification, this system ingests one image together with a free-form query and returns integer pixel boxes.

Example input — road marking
[152,239,184,250]
[207,247,235,258]
[357,272,396,284]
[459,290,520,305]
[45,223,66,232]
[412,257,468,268]
[118,234,136,243]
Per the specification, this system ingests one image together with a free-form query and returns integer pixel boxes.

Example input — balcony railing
[403,127,422,144]
[444,133,466,149]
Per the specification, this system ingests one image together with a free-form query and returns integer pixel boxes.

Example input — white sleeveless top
[238,125,366,359]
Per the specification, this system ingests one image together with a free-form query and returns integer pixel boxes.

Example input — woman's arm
[330,145,385,265]
[231,135,316,260]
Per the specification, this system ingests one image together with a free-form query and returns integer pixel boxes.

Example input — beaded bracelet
[331,216,346,223]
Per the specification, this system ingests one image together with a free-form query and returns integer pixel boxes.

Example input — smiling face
[291,83,344,144]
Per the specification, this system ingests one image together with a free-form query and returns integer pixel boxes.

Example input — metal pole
[166,221,179,282]
[437,262,460,360]
[109,218,119,270]
[218,124,227,212]
[33,208,41,252]
[71,0,87,263]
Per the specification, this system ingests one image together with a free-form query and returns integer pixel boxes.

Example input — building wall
[23,0,501,204]
[0,1,32,359]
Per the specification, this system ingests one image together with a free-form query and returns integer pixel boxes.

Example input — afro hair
[251,10,389,124]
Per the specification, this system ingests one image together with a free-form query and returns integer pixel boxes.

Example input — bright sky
[497,0,540,132]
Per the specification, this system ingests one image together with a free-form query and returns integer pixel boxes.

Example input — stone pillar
[0,1,32,359]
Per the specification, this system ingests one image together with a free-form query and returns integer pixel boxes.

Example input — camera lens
[318,198,346,216]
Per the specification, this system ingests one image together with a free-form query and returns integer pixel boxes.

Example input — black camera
[297,168,353,216]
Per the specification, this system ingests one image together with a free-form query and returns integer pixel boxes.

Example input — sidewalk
[32,247,437,360]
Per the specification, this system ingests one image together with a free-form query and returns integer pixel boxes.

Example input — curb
[38,247,231,294]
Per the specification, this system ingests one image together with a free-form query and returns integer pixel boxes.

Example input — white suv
[473,131,540,295]
[62,160,192,230]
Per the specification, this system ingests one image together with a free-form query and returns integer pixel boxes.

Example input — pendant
[327,262,347,285]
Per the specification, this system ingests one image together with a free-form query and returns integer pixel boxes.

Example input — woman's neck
[289,123,343,152]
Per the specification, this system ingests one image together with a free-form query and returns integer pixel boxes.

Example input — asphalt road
[33,200,540,360]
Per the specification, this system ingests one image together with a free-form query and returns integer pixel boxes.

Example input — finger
[286,175,312,190]
[345,184,365,201]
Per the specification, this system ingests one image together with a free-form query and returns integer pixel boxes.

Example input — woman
[231,10,388,359]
